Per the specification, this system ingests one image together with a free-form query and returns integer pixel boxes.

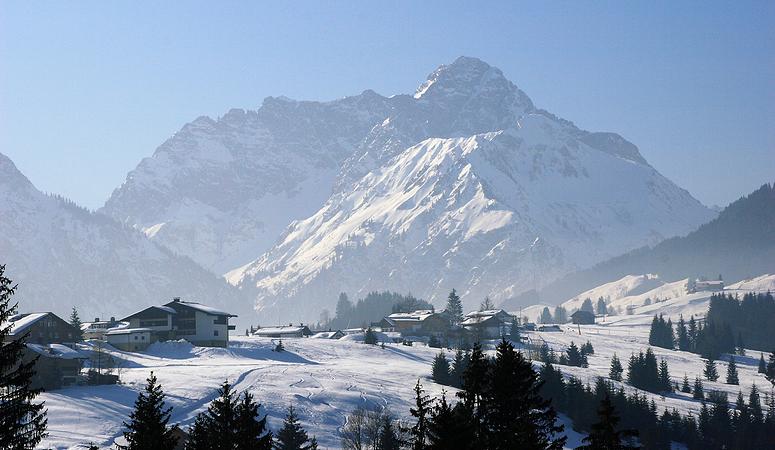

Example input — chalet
[571,310,595,325]
[691,279,724,293]
[24,343,88,390]
[120,298,237,348]
[311,330,345,339]
[106,328,153,352]
[538,324,563,332]
[5,312,79,345]
[384,310,448,336]
[253,325,312,338]
[373,317,396,332]
[81,317,123,340]
[461,309,514,339]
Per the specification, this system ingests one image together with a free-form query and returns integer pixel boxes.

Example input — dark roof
[571,310,595,317]
[120,305,177,322]
[164,299,236,317]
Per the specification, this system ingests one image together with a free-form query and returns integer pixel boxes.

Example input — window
[141,335,145,340]
[213,330,219,337]
[134,335,138,340]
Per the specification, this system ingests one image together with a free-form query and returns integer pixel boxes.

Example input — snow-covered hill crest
[0,152,252,321]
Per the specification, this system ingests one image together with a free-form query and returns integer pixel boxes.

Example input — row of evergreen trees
[649,313,741,360]
[328,291,433,330]
[118,373,317,450]
[706,292,775,352]
[535,341,593,367]
[416,340,567,449]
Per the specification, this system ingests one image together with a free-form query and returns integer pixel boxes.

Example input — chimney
[110,316,115,322]
[95,317,100,322]
[173,297,181,302]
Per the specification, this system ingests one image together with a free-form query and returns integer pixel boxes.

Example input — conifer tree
[443,289,463,327]
[509,317,520,343]
[274,405,312,450]
[458,342,488,419]
[765,352,775,386]
[725,358,739,385]
[0,265,48,449]
[658,359,672,392]
[540,307,553,324]
[609,355,623,382]
[748,384,763,424]
[409,380,432,450]
[580,298,594,313]
[483,339,565,450]
[681,374,691,393]
[693,377,704,400]
[377,415,402,450]
[364,328,378,345]
[566,342,586,367]
[736,332,745,356]
[235,391,272,449]
[757,353,766,374]
[577,395,638,450]
[431,352,450,386]
[553,306,567,324]
[687,316,698,351]
[704,359,719,382]
[581,341,594,355]
[118,372,178,450]
[69,306,84,341]
[450,349,467,388]
[426,393,474,450]
[596,297,608,315]
[677,315,689,351]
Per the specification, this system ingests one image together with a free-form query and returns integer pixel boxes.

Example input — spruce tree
[553,306,567,324]
[426,393,474,450]
[687,316,698,352]
[566,342,586,367]
[69,306,84,341]
[274,405,312,450]
[677,315,689,351]
[431,352,451,386]
[235,391,272,449]
[704,359,719,382]
[509,317,521,343]
[377,415,402,450]
[693,377,704,400]
[540,307,553,324]
[409,380,432,450]
[757,353,766,374]
[658,359,672,392]
[118,372,178,450]
[458,342,488,419]
[580,298,594,313]
[736,332,745,356]
[725,358,739,385]
[765,352,775,386]
[681,374,691,393]
[483,339,565,450]
[450,350,467,388]
[443,289,463,327]
[364,328,378,345]
[0,265,48,448]
[577,395,638,450]
[609,355,623,382]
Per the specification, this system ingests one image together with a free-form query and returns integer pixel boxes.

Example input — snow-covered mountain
[227,58,714,320]
[102,92,395,273]
[0,152,251,321]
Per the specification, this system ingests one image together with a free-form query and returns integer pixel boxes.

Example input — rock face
[103,56,715,321]
[102,92,395,274]
[0,152,251,321]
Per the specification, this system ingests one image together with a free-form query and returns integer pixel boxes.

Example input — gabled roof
[106,327,152,335]
[26,343,88,360]
[386,310,438,322]
[462,310,512,325]
[253,325,311,335]
[120,305,177,322]
[8,312,52,336]
[164,300,236,317]
[571,310,595,317]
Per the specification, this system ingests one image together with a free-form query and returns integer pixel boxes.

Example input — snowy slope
[0,152,253,322]
[234,110,713,320]
[102,93,395,274]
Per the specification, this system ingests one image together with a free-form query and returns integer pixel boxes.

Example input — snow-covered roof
[26,343,88,360]
[121,305,177,321]
[8,312,50,336]
[311,331,343,339]
[461,309,512,326]
[166,300,236,317]
[253,326,310,335]
[106,327,152,335]
[386,310,438,322]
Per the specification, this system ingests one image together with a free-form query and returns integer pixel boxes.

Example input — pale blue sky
[1,1,773,209]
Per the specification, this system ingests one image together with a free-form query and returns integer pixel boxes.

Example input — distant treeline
[321,291,433,330]
[706,292,775,352]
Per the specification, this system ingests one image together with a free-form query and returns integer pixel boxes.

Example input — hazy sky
[1,1,773,209]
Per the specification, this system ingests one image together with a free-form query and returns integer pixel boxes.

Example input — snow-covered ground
[40,336,585,449]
